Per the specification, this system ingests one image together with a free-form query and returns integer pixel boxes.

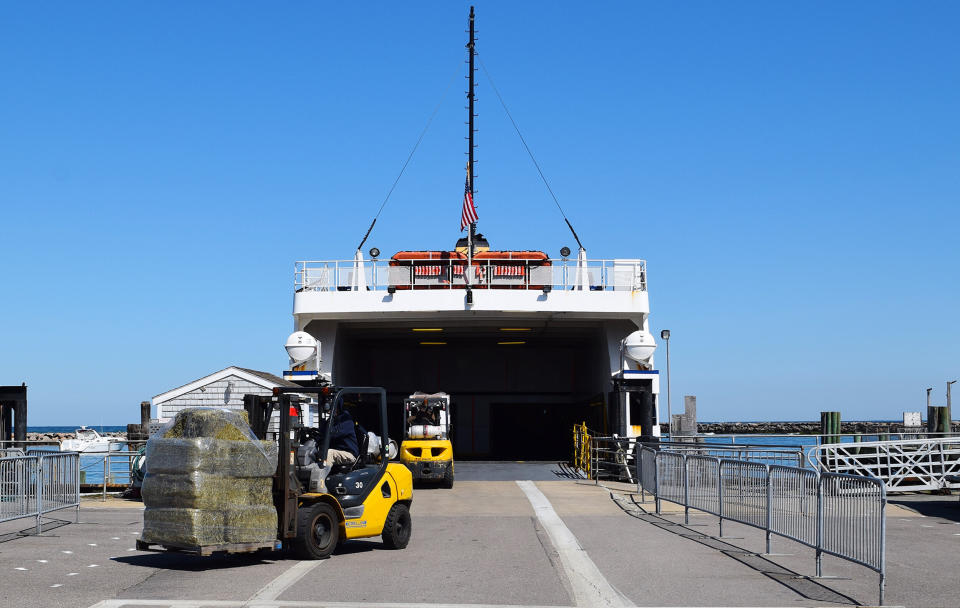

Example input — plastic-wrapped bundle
[162,408,254,441]
[140,408,279,548]
[141,506,277,547]
[141,472,272,510]
[145,438,277,477]
[142,507,227,547]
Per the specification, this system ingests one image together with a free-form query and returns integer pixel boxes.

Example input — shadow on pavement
[112,551,279,571]
[0,516,72,543]
[612,493,863,607]
[889,495,960,522]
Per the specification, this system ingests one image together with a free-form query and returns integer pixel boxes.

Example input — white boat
[60,427,122,453]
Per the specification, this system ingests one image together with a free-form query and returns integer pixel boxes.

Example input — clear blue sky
[2,2,957,425]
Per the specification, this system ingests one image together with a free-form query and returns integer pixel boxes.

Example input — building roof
[153,366,301,405]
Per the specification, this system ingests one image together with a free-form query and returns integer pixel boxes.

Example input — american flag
[460,170,478,231]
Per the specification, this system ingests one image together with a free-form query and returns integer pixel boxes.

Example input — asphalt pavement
[1,462,957,607]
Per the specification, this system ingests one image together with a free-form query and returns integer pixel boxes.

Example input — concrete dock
[1,462,957,607]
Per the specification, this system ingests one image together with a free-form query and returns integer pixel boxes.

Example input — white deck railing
[807,437,960,492]
[295,258,647,292]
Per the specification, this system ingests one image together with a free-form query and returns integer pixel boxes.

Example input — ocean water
[29,425,126,434]
[25,426,133,486]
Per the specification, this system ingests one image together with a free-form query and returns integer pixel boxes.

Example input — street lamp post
[660,329,671,438]
[948,380,957,436]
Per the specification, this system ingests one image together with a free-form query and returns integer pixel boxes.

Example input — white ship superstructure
[287,251,660,459]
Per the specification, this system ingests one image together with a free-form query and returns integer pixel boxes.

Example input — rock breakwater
[690,421,957,434]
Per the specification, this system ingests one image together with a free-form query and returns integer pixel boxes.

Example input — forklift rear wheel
[294,502,339,559]
[381,502,411,549]
[442,466,454,489]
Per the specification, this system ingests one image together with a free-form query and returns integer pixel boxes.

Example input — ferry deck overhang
[291,267,659,459]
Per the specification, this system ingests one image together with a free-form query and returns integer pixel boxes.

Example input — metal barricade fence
[631,449,886,605]
[769,464,818,550]
[818,473,886,590]
[720,459,769,531]
[685,455,721,518]
[0,453,80,532]
[0,456,38,525]
[39,453,80,517]
[638,447,657,498]
[655,451,685,511]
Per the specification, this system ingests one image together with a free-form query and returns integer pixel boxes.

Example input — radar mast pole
[466,6,476,287]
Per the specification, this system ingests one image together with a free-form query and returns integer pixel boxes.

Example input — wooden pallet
[135,539,277,556]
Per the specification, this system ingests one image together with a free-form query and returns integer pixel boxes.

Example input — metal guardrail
[590,437,636,483]
[80,452,139,499]
[583,436,806,484]
[636,448,887,605]
[659,440,806,468]
[0,452,80,533]
[808,436,960,492]
[295,258,647,292]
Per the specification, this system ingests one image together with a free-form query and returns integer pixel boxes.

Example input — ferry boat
[285,8,661,460]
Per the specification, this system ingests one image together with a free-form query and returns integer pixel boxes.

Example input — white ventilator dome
[623,330,657,363]
[285,331,319,364]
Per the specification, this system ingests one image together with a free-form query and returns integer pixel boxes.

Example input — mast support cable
[476,53,585,251]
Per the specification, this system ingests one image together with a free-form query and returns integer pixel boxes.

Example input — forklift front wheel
[294,502,340,559]
[381,502,412,550]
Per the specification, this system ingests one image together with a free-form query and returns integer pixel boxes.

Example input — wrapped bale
[141,472,272,510]
[141,506,278,546]
[140,407,279,548]
[162,408,254,441]
[146,438,277,477]
[142,508,227,547]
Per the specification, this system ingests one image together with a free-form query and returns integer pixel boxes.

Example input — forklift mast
[243,392,301,539]
[243,386,391,542]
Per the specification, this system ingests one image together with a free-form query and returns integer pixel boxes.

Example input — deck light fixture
[560,246,571,258]
[412,328,443,332]
[542,285,551,294]
[369,247,380,258]
[419,341,447,345]
[387,286,396,294]
[497,341,525,345]
[499,328,531,332]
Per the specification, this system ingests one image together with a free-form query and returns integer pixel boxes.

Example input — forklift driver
[407,401,437,427]
[327,407,360,467]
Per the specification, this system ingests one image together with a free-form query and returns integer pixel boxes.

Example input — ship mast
[466,6,476,287]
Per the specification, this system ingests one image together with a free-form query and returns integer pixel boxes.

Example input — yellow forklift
[400,392,454,488]
[244,386,413,558]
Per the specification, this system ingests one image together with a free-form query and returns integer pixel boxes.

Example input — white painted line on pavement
[86,600,580,607]
[516,480,630,608]
[247,560,324,602]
